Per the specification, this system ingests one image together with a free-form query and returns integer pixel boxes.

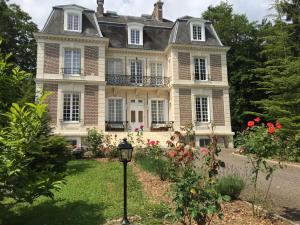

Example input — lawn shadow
[67,160,97,175]
[2,199,106,225]
[281,206,300,222]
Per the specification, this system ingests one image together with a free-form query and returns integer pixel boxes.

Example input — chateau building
[34,0,233,147]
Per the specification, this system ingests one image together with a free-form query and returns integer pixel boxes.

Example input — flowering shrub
[235,117,285,215]
[166,125,229,225]
[100,134,119,159]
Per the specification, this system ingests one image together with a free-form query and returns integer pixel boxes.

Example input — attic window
[64,9,82,32]
[127,23,144,46]
[190,21,205,41]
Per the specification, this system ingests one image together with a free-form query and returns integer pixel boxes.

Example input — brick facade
[44,43,60,74]
[210,54,222,81]
[179,88,192,126]
[84,85,99,126]
[178,52,191,80]
[84,46,99,76]
[44,83,58,125]
[212,89,225,126]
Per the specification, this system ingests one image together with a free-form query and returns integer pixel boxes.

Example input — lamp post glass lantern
[118,138,133,225]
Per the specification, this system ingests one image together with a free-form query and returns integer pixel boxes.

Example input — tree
[0,96,70,204]
[202,2,266,132]
[255,1,300,158]
[0,39,35,126]
[0,0,38,73]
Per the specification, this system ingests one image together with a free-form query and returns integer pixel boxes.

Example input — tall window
[151,100,164,123]
[63,93,80,122]
[195,97,209,122]
[67,13,79,31]
[131,61,143,84]
[108,99,123,122]
[130,29,140,45]
[194,58,207,81]
[64,49,81,75]
[192,25,202,40]
[107,59,123,75]
[151,63,163,85]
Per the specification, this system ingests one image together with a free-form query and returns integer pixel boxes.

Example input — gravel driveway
[217,149,300,224]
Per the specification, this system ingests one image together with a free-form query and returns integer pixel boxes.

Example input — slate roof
[41,4,223,50]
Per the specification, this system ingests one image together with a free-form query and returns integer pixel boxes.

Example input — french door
[130,61,143,85]
[130,99,144,130]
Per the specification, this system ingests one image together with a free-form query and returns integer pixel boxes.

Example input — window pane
[138,111,143,123]
[108,99,123,122]
[194,58,199,80]
[192,25,202,40]
[135,30,140,44]
[131,30,135,44]
[72,94,80,121]
[194,58,206,80]
[63,94,71,121]
[73,15,79,30]
[151,101,157,122]
[158,101,164,122]
[199,58,206,80]
[107,59,122,74]
[201,97,208,122]
[131,111,136,123]
[63,93,80,122]
[196,97,202,122]
[72,49,81,74]
[196,97,209,122]
[108,99,115,122]
[115,99,123,121]
[151,100,164,123]
[67,14,73,30]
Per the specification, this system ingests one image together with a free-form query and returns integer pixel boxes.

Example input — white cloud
[9,0,273,29]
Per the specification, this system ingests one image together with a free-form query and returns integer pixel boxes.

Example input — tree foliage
[0,97,70,204]
[202,2,266,132]
[0,0,38,73]
[0,39,35,126]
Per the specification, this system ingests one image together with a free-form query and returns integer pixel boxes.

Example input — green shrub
[216,175,245,200]
[134,152,173,181]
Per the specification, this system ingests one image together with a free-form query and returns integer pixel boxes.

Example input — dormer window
[67,13,79,31]
[190,21,205,42]
[127,23,144,46]
[64,8,82,32]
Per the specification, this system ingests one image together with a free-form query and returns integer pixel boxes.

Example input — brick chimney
[96,0,104,17]
[152,0,163,21]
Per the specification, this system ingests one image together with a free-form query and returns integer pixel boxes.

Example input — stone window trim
[149,98,168,124]
[195,96,210,123]
[189,21,206,42]
[64,9,82,32]
[106,97,126,122]
[194,57,209,81]
[63,92,81,123]
[127,22,144,46]
[61,45,84,76]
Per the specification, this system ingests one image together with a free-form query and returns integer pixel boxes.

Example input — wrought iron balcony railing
[106,74,170,87]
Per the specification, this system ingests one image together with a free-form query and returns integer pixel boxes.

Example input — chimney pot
[97,0,104,17]
[152,0,163,21]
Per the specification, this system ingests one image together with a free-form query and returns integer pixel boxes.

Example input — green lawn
[1,160,167,225]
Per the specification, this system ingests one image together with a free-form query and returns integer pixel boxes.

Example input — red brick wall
[84,85,99,126]
[179,88,192,126]
[212,89,225,126]
[178,52,191,80]
[44,43,60,74]
[84,46,99,76]
[44,83,58,125]
[210,54,222,81]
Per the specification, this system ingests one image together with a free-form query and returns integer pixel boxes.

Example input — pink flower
[168,150,177,158]
[276,122,282,129]
[254,117,261,123]
[267,122,274,128]
[140,124,144,129]
[134,128,139,132]
[149,140,156,146]
[268,126,276,134]
[200,147,209,155]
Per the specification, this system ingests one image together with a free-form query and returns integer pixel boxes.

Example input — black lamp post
[118,138,133,225]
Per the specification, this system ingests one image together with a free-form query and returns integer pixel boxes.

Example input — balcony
[106,74,170,87]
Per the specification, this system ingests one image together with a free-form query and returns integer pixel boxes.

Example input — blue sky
[9,0,274,29]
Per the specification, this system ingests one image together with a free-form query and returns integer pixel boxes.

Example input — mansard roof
[40,4,223,50]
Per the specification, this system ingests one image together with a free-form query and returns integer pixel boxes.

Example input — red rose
[247,121,255,128]
[267,122,274,128]
[134,128,139,132]
[268,126,276,134]
[276,122,282,129]
[150,140,156,146]
[254,117,261,123]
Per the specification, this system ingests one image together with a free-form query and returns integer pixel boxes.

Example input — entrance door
[130,99,144,130]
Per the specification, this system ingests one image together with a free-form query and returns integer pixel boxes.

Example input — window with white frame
[195,97,209,122]
[64,49,81,75]
[128,23,144,45]
[190,22,205,41]
[63,93,80,122]
[194,58,207,81]
[151,100,165,123]
[107,59,123,74]
[151,63,163,85]
[67,13,79,31]
[130,60,143,84]
[108,98,123,122]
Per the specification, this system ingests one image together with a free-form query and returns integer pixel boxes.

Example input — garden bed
[133,162,292,225]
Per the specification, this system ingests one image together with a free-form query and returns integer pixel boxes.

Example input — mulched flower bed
[132,163,292,225]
